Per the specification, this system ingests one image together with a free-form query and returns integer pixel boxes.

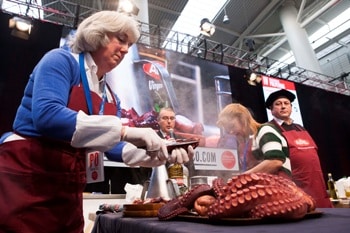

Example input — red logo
[221,151,236,169]
[92,171,98,180]
[142,61,165,80]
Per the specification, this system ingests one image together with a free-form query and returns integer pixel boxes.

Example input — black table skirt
[91,208,350,233]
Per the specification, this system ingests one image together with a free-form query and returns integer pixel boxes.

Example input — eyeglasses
[161,116,176,121]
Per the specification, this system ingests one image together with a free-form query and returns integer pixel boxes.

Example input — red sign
[221,150,236,169]
[142,61,165,80]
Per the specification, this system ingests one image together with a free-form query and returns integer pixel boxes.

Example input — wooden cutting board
[123,203,164,217]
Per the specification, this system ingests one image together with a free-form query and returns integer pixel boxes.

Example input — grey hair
[69,10,140,53]
[157,107,175,120]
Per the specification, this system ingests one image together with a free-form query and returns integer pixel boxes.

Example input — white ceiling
[2,0,350,95]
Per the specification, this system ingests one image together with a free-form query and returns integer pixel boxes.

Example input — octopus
[158,173,316,221]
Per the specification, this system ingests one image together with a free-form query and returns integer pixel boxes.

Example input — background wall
[295,83,350,181]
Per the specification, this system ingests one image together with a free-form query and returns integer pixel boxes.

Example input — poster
[107,44,238,176]
[261,75,304,125]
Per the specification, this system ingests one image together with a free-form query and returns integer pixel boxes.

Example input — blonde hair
[217,103,261,137]
[70,10,140,53]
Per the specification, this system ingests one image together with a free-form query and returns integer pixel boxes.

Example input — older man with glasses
[157,107,177,140]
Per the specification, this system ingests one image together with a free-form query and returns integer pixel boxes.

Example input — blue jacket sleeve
[104,141,127,162]
[13,49,80,141]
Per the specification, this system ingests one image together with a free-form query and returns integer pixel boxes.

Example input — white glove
[122,127,168,161]
[121,143,167,167]
[168,145,194,164]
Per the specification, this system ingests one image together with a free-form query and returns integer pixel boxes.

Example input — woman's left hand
[168,145,194,164]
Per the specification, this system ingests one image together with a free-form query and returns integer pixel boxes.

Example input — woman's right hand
[122,127,168,161]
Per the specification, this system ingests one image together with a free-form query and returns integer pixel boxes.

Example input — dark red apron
[272,120,333,208]
[0,85,118,233]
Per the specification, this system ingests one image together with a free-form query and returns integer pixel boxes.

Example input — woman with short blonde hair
[217,103,291,178]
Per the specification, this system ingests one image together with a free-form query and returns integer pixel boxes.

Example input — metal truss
[3,0,100,28]
[139,22,350,96]
[3,0,349,96]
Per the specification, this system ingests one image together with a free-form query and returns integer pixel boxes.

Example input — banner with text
[193,147,239,171]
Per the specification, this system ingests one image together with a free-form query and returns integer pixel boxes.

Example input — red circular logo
[92,171,98,180]
[221,151,236,169]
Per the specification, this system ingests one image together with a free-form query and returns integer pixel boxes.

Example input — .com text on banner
[193,147,239,171]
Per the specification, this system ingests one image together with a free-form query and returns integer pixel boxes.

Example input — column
[134,0,149,23]
[279,0,322,73]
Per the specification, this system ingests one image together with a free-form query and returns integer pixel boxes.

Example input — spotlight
[117,0,139,16]
[223,9,230,24]
[247,72,262,86]
[244,38,255,52]
[9,16,32,40]
[200,18,215,37]
[223,15,230,24]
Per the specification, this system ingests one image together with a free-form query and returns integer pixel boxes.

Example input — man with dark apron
[265,89,332,208]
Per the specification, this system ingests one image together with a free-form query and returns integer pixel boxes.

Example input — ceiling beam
[230,0,283,49]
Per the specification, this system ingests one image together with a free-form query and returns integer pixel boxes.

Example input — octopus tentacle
[207,173,315,219]
[179,183,213,207]
[157,198,188,220]
[158,183,212,220]
[158,173,316,221]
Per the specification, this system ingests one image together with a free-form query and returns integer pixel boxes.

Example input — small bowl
[190,176,208,189]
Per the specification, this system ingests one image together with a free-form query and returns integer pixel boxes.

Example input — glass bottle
[167,163,183,178]
[167,163,187,195]
[327,173,338,199]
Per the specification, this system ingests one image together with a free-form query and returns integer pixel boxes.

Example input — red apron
[0,85,118,233]
[272,120,333,208]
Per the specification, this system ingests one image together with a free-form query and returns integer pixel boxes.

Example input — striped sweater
[251,123,291,176]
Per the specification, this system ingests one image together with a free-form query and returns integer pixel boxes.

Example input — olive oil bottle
[327,173,338,199]
[168,163,188,195]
